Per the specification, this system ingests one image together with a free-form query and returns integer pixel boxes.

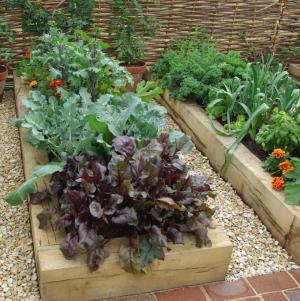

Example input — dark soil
[242,138,268,161]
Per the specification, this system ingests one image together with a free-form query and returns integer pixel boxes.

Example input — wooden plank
[288,64,300,82]
[14,74,65,248]
[38,226,232,301]
[160,92,300,264]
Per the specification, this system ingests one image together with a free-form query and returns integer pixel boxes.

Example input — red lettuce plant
[34,133,214,273]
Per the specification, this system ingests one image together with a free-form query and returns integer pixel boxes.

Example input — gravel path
[165,116,299,281]
[0,92,298,301]
[0,91,39,301]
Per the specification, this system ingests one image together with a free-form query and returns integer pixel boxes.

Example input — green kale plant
[256,109,300,153]
[151,34,246,104]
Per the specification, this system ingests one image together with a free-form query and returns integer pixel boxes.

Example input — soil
[242,137,268,161]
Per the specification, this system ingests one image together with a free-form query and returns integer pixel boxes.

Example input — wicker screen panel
[1,0,299,65]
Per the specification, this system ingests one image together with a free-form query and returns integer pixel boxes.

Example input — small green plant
[4,0,95,33]
[136,80,163,102]
[256,109,300,153]
[110,0,159,65]
[0,18,14,64]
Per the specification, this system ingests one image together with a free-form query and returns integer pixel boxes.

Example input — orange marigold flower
[278,160,294,174]
[272,177,284,191]
[29,80,38,88]
[25,51,31,60]
[271,148,286,159]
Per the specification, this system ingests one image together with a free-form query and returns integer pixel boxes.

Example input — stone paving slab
[107,269,300,301]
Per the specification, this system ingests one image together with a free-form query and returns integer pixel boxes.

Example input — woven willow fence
[1,0,300,65]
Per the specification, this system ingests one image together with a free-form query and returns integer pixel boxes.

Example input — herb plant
[256,109,300,153]
[33,134,213,272]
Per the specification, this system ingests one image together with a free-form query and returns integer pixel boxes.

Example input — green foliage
[4,0,95,33]
[284,158,300,205]
[256,109,300,153]
[263,152,290,175]
[136,80,163,102]
[0,18,14,64]
[18,28,132,101]
[5,162,65,205]
[151,35,246,103]
[110,0,159,65]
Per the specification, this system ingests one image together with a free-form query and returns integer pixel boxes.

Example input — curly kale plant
[151,38,246,104]
[256,109,300,153]
[33,134,214,273]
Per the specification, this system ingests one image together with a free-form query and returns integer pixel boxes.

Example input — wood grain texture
[14,75,233,301]
[38,226,232,301]
[288,64,300,82]
[160,92,300,264]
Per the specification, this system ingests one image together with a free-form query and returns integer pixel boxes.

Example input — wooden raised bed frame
[161,90,300,265]
[288,63,300,82]
[14,76,233,301]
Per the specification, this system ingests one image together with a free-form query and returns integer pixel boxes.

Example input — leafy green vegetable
[256,109,300,153]
[151,36,246,104]
[136,80,163,102]
[5,162,65,205]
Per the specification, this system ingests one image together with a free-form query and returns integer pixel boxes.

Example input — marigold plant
[272,177,284,191]
[271,148,286,159]
[278,160,294,174]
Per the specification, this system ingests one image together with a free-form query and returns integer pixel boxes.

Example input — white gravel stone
[0,91,40,301]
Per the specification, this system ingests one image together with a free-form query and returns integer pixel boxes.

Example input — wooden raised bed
[288,63,300,82]
[161,91,300,265]
[14,76,233,301]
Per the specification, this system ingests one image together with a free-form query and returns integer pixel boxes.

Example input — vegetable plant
[6,88,169,205]
[256,109,300,153]
[32,134,213,272]
[18,28,132,101]
[151,33,246,104]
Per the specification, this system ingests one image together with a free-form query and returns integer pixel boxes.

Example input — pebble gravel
[0,91,39,301]
[0,92,298,301]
